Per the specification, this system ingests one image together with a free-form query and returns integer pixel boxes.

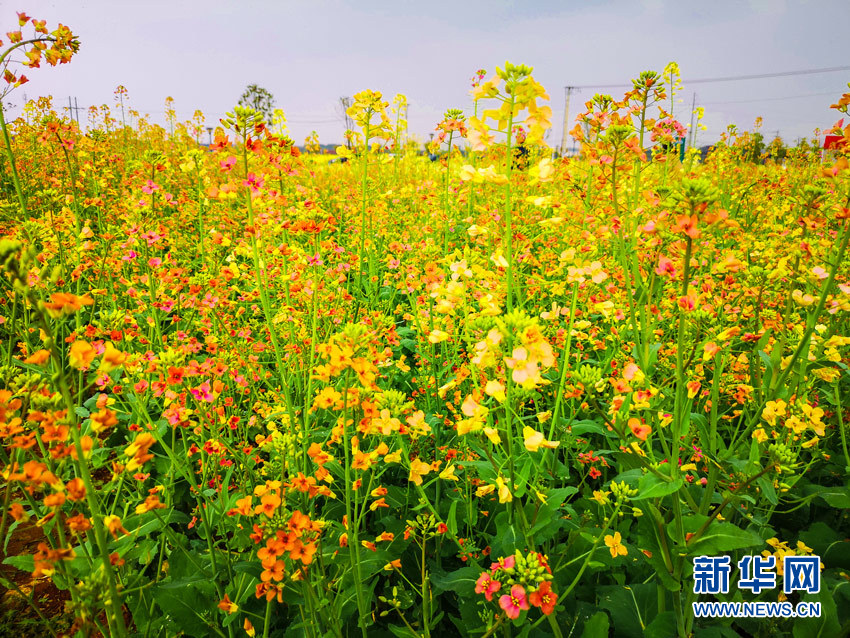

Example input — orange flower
[686,380,701,399]
[370,497,389,511]
[67,513,91,533]
[125,432,156,471]
[289,539,317,564]
[258,537,286,565]
[260,559,286,582]
[352,450,373,471]
[307,442,333,465]
[287,510,312,533]
[69,340,95,369]
[43,492,66,508]
[135,495,166,514]
[90,408,118,434]
[44,293,93,318]
[100,342,126,372]
[230,495,253,516]
[255,491,281,518]
[674,214,700,239]
[628,418,651,441]
[104,514,128,539]
[9,502,28,522]
[408,458,432,486]
[604,532,628,558]
[23,349,50,365]
[217,594,238,614]
[65,477,86,502]
[703,342,720,362]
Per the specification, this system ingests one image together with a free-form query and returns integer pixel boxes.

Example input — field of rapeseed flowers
[1,12,849,638]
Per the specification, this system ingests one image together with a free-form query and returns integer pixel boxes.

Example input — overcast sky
[5,0,850,147]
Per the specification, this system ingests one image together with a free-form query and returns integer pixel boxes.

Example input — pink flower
[141,180,160,194]
[191,381,214,402]
[243,172,264,195]
[655,255,676,277]
[491,555,515,574]
[499,584,529,619]
[474,572,501,602]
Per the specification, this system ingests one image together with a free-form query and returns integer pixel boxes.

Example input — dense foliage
[1,12,850,638]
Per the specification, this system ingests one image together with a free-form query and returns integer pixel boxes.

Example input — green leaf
[388,625,420,638]
[569,420,613,438]
[684,519,763,555]
[799,522,840,556]
[152,581,217,638]
[492,512,519,555]
[232,560,263,580]
[2,554,34,573]
[823,540,850,569]
[817,489,850,509]
[756,476,778,505]
[693,625,741,638]
[544,486,578,509]
[447,500,458,536]
[612,468,644,488]
[635,517,681,592]
[792,586,840,638]
[643,611,676,638]
[597,584,656,638]
[632,474,683,500]
[3,519,22,554]
[581,611,610,638]
[747,437,760,472]
[430,566,481,596]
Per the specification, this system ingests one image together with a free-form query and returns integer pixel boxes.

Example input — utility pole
[339,96,354,149]
[67,97,83,127]
[559,86,575,156]
[687,92,697,149]
[206,126,213,147]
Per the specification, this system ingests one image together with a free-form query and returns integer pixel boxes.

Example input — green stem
[503,96,516,312]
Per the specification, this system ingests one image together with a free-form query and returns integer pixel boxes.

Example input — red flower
[499,584,529,619]
[529,581,558,615]
[475,572,501,601]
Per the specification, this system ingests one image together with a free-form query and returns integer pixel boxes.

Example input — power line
[700,90,838,106]
[571,65,850,90]
[32,100,345,125]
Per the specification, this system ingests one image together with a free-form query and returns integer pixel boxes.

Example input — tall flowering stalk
[340,90,392,295]
[467,63,551,311]
[0,13,79,221]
